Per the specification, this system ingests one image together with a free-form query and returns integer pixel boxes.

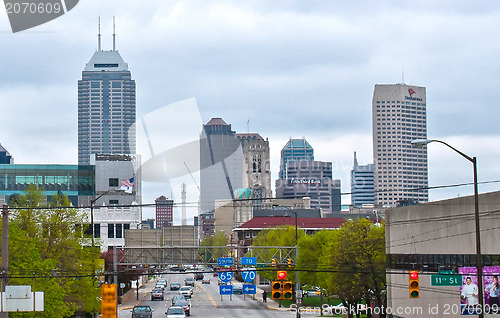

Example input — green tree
[319,219,386,318]
[251,226,304,282]
[3,184,101,317]
[199,231,228,262]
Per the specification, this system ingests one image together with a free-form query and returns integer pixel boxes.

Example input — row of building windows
[387,254,500,271]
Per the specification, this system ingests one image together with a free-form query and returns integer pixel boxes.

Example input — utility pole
[1,204,9,318]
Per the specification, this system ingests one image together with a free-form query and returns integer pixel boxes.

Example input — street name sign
[431,274,462,286]
[219,285,233,295]
[218,257,234,266]
[241,257,257,265]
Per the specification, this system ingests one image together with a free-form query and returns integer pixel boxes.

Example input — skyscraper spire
[97,16,101,51]
[112,16,116,51]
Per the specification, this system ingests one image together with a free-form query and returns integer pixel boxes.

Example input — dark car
[131,305,153,318]
[170,282,181,290]
[194,272,204,281]
[151,288,164,301]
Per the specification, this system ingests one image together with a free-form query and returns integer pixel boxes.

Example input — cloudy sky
[1,1,500,221]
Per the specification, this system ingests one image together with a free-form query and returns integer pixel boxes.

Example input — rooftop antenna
[97,16,101,51]
[402,61,405,84]
[112,16,116,51]
[247,119,250,133]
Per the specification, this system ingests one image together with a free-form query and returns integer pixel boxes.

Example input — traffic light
[101,283,117,318]
[409,271,419,298]
[277,271,287,280]
[288,258,292,268]
[272,258,276,267]
[272,280,283,300]
[283,281,293,300]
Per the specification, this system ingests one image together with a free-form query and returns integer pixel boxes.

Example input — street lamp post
[411,139,483,317]
[281,206,300,318]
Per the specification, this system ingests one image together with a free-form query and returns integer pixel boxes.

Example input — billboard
[459,266,500,315]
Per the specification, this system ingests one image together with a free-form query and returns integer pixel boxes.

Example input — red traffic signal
[277,271,287,280]
[409,271,419,298]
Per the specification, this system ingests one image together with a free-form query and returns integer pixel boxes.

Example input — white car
[179,286,193,298]
[166,306,186,318]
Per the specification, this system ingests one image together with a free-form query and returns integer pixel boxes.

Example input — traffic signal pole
[1,204,9,318]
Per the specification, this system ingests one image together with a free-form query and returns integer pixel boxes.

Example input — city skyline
[1,2,500,221]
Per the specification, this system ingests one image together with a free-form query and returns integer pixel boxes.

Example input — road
[118,270,297,318]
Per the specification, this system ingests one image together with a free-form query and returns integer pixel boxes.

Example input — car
[194,272,204,280]
[171,265,186,272]
[131,305,153,318]
[155,283,165,290]
[174,299,191,316]
[171,294,186,305]
[179,286,193,298]
[165,306,186,318]
[158,278,167,286]
[202,277,210,284]
[151,288,164,301]
[213,271,218,277]
[233,284,243,294]
[170,282,181,290]
[184,278,195,286]
[218,279,226,285]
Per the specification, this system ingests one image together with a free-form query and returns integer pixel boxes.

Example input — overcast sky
[1,1,500,221]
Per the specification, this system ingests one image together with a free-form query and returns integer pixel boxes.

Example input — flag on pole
[121,177,134,193]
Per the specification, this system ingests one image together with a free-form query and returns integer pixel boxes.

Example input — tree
[3,184,101,317]
[319,219,386,318]
[251,226,305,282]
[199,231,228,261]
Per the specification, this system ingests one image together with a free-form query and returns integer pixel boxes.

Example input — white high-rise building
[372,84,428,206]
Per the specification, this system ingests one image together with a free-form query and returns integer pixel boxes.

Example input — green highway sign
[438,270,455,275]
[256,264,266,268]
[431,274,462,286]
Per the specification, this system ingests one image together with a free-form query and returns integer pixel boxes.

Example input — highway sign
[218,257,234,266]
[218,271,234,283]
[431,274,462,286]
[242,284,256,294]
[219,285,233,295]
[241,257,257,265]
[241,270,257,282]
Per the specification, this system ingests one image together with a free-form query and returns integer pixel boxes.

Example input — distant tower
[0,144,13,164]
[278,138,314,179]
[181,183,187,225]
[350,152,375,207]
[78,18,136,165]
[372,84,428,206]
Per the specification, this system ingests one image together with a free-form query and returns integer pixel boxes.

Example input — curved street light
[411,138,482,317]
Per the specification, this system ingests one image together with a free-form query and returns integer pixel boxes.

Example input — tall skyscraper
[350,152,375,207]
[278,138,314,179]
[0,144,13,164]
[78,22,136,165]
[275,138,341,214]
[199,118,242,214]
[372,84,428,206]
